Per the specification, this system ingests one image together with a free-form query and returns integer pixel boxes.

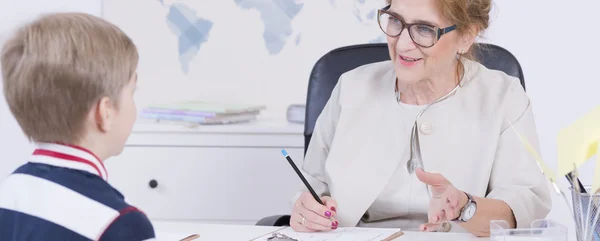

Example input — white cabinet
[104,119,305,225]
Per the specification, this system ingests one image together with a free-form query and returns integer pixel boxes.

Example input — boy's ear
[95,96,114,132]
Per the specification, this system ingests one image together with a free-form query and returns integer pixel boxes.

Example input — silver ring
[436,221,451,232]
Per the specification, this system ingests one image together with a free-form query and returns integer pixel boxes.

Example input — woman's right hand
[290,192,339,232]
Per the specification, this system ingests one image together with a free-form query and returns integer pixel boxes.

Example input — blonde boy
[0,13,155,240]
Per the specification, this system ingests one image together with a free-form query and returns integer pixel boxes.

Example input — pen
[281,149,324,205]
[566,172,587,194]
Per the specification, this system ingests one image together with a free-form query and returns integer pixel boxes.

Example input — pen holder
[571,187,600,241]
[490,219,567,241]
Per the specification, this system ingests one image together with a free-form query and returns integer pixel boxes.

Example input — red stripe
[59,143,107,179]
[97,206,144,240]
[33,149,104,179]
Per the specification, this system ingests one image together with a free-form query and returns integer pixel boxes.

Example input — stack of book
[139,101,266,125]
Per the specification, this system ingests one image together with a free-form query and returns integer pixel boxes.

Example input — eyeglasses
[377,5,457,48]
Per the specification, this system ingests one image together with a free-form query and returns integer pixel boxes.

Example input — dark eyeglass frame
[377,5,457,48]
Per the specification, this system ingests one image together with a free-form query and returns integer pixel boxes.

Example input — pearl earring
[459,49,465,54]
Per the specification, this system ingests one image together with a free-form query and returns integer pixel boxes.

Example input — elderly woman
[289,0,551,237]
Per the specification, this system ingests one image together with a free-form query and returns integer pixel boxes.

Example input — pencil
[179,234,199,241]
[382,231,404,241]
[281,149,324,205]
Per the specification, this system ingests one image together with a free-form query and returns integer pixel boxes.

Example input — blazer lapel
[325,95,409,227]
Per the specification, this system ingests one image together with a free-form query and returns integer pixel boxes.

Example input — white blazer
[293,59,552,230]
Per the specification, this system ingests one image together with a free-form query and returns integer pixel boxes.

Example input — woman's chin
[395,72,423,86]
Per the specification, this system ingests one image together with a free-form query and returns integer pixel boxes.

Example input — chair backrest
[303,43,525,154]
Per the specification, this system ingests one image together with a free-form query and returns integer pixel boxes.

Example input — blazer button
[419,122,433,135]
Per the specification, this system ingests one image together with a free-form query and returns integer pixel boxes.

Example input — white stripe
[0,174,119,240]
[35,143,107,180]
[29,155,99,177]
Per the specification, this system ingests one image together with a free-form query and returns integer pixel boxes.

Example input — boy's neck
[70,139,110,162]
[32,141,109,181]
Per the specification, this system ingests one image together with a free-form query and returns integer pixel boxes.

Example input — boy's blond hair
[1,12,138,144]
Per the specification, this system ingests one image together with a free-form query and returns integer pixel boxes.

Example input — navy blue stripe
[13,163,129,211]
[0,208,90,241]
[1,163,155,240]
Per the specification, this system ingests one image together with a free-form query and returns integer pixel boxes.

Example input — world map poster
[102,0,386,118]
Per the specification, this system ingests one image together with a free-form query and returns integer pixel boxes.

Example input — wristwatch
[454,192,477,222]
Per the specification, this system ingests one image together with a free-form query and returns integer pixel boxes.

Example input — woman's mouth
[398,54,422,67]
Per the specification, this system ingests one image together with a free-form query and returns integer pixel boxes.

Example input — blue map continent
[165,3,213,73]
[235,0,303,55]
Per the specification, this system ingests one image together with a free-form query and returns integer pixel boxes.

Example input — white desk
[152,221,489,241]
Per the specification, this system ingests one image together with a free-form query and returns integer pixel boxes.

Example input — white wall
[484,0,600,220]
[0,0,598,228]
[484,1,600,232]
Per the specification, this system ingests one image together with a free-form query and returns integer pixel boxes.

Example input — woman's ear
[94,96,114,132]
[458,26,479,54]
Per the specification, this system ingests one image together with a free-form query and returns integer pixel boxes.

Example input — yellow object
[594,144,600,194]
[556,106,600,192]
[509,124,556,183]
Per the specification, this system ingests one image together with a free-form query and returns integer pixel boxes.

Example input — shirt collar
[29,142,108,181]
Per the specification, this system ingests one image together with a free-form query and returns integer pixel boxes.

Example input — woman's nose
[395,29,416,51]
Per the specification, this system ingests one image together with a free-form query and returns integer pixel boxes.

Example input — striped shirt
[0,143,156,241]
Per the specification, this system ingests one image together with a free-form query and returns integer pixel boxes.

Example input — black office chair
[255,43,525,227]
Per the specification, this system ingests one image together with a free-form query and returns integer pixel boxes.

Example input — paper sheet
[557,105,600,181]
[252,227,403,241]
[501,237,561,241]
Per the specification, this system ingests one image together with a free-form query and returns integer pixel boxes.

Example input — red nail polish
[332,226,337,230]
[331,207,336,212]
[335,220,338,225]
[332,222,337,226]
[325,211,331,217]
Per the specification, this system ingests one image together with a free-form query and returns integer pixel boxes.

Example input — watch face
[464,204,476,219]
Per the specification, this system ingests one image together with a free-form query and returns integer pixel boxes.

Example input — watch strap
[453,192,475,222]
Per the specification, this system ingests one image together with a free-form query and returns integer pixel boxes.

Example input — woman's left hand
[415,168,468,231]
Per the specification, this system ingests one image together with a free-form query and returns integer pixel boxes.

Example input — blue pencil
[281,149,324,205]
